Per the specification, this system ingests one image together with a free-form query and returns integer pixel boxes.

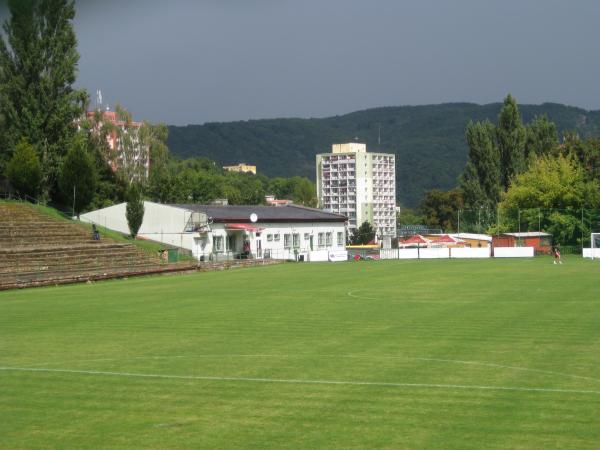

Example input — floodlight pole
[581,208,584,254]
[497,208,500,238]
[457,210,460,237]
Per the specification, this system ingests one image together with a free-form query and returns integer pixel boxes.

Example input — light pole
[72,185,76,218]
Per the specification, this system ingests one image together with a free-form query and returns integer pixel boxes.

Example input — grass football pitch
[1,258,600,449]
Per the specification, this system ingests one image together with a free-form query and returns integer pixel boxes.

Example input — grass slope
[1,200,187,258]
[1,258,600,448]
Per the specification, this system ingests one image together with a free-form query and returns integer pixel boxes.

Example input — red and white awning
[436,234,464,244]
[225,223,263,232]
[400,234,431,245]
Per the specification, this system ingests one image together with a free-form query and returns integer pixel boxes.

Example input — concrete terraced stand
[0,203,281,290]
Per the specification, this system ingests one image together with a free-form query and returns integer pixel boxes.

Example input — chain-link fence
[455,208,600,250]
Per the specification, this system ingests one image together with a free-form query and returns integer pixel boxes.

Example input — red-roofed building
[84,109,149,182]
[492,232,552,254]
[399,234,432,247]
[426,234,466,247]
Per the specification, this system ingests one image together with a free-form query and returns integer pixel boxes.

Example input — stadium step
[0,202,181,289]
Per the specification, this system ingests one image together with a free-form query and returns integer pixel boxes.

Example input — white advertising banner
[328,250,348,262]
[450,247,491,258]
[494,247,535,257]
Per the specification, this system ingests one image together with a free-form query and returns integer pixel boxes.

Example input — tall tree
[291,177,318,207]
[525,115,558,159]
[141,121,170,175]
[58,133,96,217]
[0,0,87,196]
[559,133,600,182]
[496,94,526,189]
[419,188,464,232]
[460,161,485,208]
[126,183,145,238]
[460,120,501,208]
[499,154,600,245]
[397,208,424,226]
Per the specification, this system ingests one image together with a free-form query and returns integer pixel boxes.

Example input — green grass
[1,258,600,449]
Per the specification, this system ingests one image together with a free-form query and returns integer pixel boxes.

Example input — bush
[5,139,42,197]
[126,184,144,238]
[350,221,376,245]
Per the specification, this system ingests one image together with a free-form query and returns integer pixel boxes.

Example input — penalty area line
[1,366,599,396]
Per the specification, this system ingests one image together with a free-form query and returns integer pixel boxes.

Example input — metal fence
[453,208,600,249]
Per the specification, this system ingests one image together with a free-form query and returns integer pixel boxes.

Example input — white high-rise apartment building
[316,143,396,237]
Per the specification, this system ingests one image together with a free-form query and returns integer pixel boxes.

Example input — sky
[2,0,600,125]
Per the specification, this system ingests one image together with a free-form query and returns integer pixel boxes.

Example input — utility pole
[497,208,500,238]
[72,185,76,218]
[518,209,521,246]
[581,208,585,253]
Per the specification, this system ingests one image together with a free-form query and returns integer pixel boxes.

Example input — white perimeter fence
[380,247,535,260]
[583,248,600,258]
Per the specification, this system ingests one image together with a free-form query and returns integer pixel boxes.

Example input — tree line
[406,94,600,245]
[0,0,316,219]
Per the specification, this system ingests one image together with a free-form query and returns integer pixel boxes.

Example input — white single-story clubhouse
[80,202,349,262]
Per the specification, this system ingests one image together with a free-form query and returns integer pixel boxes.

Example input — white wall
[419,247,450,259]
[450,247,491,258]
[80,201,196,251]
[493,247,535,257]
[583,248,600,258]
[80,202,129,234]
[82,203,347,262]
[205,222,347,262]
[380,246,503,259]
[382,248,451,259]
[380,249,399,260]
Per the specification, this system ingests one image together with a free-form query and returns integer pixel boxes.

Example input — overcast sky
[2,0,600,125]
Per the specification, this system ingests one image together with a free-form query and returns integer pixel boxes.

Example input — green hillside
[167,103,600,207]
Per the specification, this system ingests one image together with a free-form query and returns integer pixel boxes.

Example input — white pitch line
[415,357,600,383]
[1,366,600,396]
[8,354,600,384]
[346,290,473,303]
[347,290,381,300]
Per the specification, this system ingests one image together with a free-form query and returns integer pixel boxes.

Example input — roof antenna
[378,124,381,146]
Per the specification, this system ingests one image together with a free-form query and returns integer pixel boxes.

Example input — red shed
[492,232,553,254]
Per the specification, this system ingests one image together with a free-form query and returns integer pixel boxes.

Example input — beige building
[223,163,257,174]
[316,143,396,237]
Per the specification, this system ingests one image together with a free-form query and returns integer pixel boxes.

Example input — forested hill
[167,103,600,207]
